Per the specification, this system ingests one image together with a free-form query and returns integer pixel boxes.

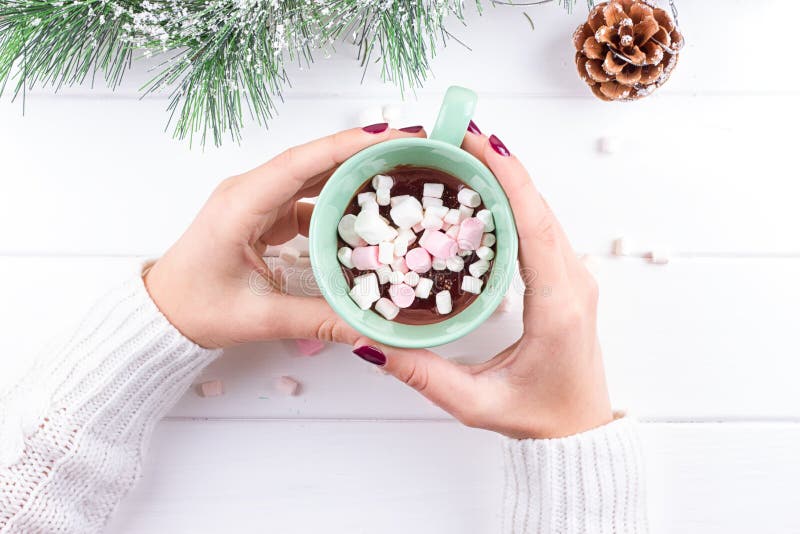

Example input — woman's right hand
[352,125,614,440]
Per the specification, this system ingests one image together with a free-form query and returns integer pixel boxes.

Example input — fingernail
[399,125,423,133]
[353,345,386,366]
[489,134,511,156]
[362,122,389,134]
[467,120,482,135]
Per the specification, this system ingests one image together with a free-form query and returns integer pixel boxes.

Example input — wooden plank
[1,94,798,256]
[103,420,800,534]
[2,256,799,419]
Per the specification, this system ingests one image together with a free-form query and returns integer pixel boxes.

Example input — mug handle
[429,86,478,147]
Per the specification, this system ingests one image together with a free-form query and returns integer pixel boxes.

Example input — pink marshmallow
[198,380,224,397]
[405,247,432,273]
[389,283,416,308]
[351,246,381,270]
[419,229,459,259]
[391,257,409,274]
[457,217,485,251]
[294,338,325,356]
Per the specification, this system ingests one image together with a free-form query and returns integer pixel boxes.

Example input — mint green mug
[309,86,518,348]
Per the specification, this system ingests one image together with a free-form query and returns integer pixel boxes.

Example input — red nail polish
[467,120,482,135]
[353,345,386,366]
[362,123,389,134]
[489,134,510,156]
[399,125,423,133]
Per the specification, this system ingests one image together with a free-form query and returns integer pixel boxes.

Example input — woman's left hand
[145,124,426,348]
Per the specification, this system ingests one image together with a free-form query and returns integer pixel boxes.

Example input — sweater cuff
[501,416,647,534]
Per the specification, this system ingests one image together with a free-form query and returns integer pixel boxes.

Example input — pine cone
[573,0,684,101]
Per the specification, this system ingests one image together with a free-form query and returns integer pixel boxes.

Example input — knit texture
[502,416,647,534]
[0,275,221,534]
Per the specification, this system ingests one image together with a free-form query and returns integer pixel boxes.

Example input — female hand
[352,126,613,439]
[145,124,426,349]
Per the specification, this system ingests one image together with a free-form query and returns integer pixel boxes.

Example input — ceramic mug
[309,86,518,348]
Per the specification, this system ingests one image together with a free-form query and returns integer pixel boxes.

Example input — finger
[352,338,477,418]
[265,293,362,345]
[237,126,427,214]
[460,125,489,167]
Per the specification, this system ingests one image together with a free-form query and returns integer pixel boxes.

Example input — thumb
[352,339,476,418]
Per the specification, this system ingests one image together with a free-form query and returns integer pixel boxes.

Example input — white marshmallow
[279,245,300,265]
[461,275,483,294]
[388,271,405,284]
[412,222,425,233]
[476,246,495,260]
[613,236,632,257]
[275,376,300,396]
[389,196,424,229]
[475,209,494,232]
[357,192,377,206]
[436,290,452,314]
[355,209,398,245]
[458,249,473,257]
[432,257,447,270]
[458,188,481,208]
[445,225,460,240]
[422,196,443,209]
[393,238,408,257]
[375,265,392,284]
[459,205,474,220]
[426,205,449,219]
[375,297,400,320]
[446,255,464,272]
[404,271,420,286]
[597,135,620,155]
[390,194,410,207]
[376,187,391,206]
[444,209,461,225]
[421,211,444,231]
[481,233,496,247]
[415,277,434,299]
[649,249,671,265]
[372,174,394,190]
[469,259,490,278]
[337,247,355,269]
[360,198,379,213]
[391,258,408,273]
[397,227,417,246]
[338,214,366,248]
[378,241,395,264]
[349,273,380,309]
[381,104,403,124]
[423,183,444,198]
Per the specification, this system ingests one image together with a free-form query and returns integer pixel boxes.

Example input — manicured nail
[489,134,510,156]
[362,122,389,134]
[353,345,386,366]
[467,120,482,135]
[399,125,424,133]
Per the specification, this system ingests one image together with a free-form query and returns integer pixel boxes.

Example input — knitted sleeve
[0,275,221,534]
[501,416,648,534]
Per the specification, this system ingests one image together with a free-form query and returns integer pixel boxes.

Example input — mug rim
[309,136,519,348]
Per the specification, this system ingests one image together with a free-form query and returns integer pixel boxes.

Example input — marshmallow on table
[459,205,474,221]
[444,209,461,226]
[423,183,444,198]
[475,209,494,232]
[404,271,420,286]
[388,270,404,285]
[458,188,481,208]
[649,249,671,265]
[279,245,301,265]
[391,257,409,274]
[376,187,391,206]
[275,376,300,396]
[613,236,632,257]
[405,247,432,273]
[375,297,400,320]
[372,174,394,190]
[389,197,424,229]
[419,230,459,259]
[355,210,398,245]
[481,233,496,247]
[349,273,380,309]
[389,283,416,308]
[351,246,381,270]
[457,217,485,251]
[436,290,452,314]
[358,192,377,206]
[378,241,394,265]
[337,247,354,268]
[476,246,495,260]
[446,255,464,272]
[461,275,483,294]
[469,259,490,278]
[415,277,434,299]
[198,380,224,397]
[432,257,447,271]
[422,196,443,209]
[338,214,367,248]
[375,265,392,284]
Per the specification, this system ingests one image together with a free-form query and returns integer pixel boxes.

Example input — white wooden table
[2,2,800,532]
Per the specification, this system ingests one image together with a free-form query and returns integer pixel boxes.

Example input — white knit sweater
[0,276,647,533]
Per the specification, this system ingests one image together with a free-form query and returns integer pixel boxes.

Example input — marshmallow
[199,380,224,397]
[415,277,434,299]
[337,247,355,269]
[475,209,494,232]
[459,205,474,220]
[458,188,481,208]
[382,103,403,123]
[458,249,473,257]
[388,270,404,285]
[349,273,380,309]
[275,376,300,396]
[481,233,496,247]
[376,187,391,206]
[426,205,449,219]
[278,245,301,265]
[375,297,400,320]
[446,255,464,272]
[393,238,408,257]
[378,241,394,264]
[649,249,671,265]
[375,265,392,284]
[390,194,410,207]
[404,271,420,286]
[613,236,632,256]
[389,283,416,308]
[468,259,490,278]
[421,210,444,231]
[405,247,432,273]
[423,183,444,198]
[412,222,425,233]
[457,217,485,251]
[391,257,409,274]
[397,227,417,246]
[372,174,394,190]
[444,209,461,225]
[422,196,443,209]
[389,196,424,229]
[338,214,367,248]
[355,209,398,245]
[432,257,447,270]
[436,290,452,314]
[351,246,381,270]
[461,275,483,294]
[419,230,459,259]
[441,222,452,232]
[360,198,379,213]
[445,224,460,240]
[358,192,377,206]
[597,135,619,155]
[294,338,326,356]
[476,246,495,260]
